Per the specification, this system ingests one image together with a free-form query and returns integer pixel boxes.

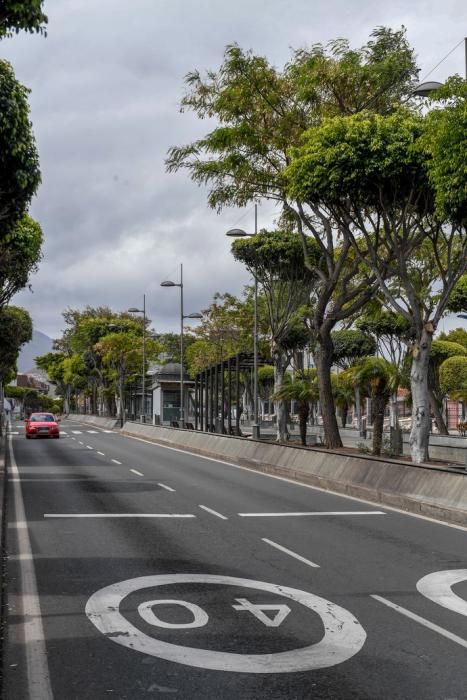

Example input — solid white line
[43,513,195,518]
[199,505,228,520]
[239,511,386,517]
[262,538,320,568]
[371,595,467,650]
[86,445,93,450]
[8,437,53,699]
[130,469,144,477]
[97,451,105,456]
[120,434,467,532]
[158,482,175,492]
[111,459,122,465]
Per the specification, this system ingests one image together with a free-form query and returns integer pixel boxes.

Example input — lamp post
[226,203,260,439]
[128,295,146,422]
[161,265,202,426]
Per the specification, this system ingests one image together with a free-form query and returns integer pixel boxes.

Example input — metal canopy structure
[194,352,268,435]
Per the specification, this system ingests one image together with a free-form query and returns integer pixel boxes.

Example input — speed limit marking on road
[85,574,366,673]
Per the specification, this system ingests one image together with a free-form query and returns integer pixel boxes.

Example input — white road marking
[8,437,53,699]
[239,511,386,517]
[8,431,19,435]
[262,538,320,568]
[199,505,228,520]
[158,482,175,492]
[111,459,122,465]
[87,430,98,434]
[71,437,76,440]
[71,430,82,434]
[121,434,467,532]
[79,441,84,445]
[86,574,366,673]
[43,513,195,518]
[139,600,209,630]
[86,445,93,450]
[61,431,68,435]
[371,595,467,650]
[130,469,144,477]
[416,570,467,617]
[97,451,105,456]
[102,429,114,433]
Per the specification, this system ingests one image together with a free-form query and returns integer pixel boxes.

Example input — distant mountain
[17,330,54,373]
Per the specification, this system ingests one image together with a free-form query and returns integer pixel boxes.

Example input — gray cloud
[2,0,466,338]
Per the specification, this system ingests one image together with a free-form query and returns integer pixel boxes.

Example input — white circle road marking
[138,600,209,629]
[417,569,467,617]
[85,574,366,673]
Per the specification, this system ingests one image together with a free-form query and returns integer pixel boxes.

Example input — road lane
[5,419,467,699]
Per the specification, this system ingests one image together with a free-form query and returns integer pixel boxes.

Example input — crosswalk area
[13,425,114,436]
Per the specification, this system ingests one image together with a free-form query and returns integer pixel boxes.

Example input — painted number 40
[232,598,291,627]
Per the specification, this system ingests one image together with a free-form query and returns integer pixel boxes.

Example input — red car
[25,412,60,439]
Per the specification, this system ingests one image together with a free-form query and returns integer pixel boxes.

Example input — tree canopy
[0,305,33,382]
[0,1,47,39]
[0,213,42,307]
[0,60,41,239]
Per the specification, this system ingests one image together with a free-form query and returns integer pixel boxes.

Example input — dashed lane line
[158,482,175,492]
[86,445,93,450]
[371,595,467,650]
[111,459,122,465]
[262,538,320,568]
[43,513,196,519]
[130,469,144,477]
[199,505,228,520]
[238,511,386,517]
[97,451,105,456]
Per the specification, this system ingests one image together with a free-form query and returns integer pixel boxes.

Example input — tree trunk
[409,327,433,463]
[316,332,342,448]
[372,393,387,456]
[428,385,449,436]
[273,348,288,442]
[298,405,309,446]
[341,402,348,429]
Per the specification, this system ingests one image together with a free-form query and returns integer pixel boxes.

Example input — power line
[420,38,464,82]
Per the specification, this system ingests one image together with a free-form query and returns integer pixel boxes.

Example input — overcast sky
[3,0,466,339]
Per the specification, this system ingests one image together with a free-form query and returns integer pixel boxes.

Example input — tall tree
[232,230,318,440]
[331,329,376,369]
[0,305,32,381]
[167,27,419,448]
[287,106,466,463]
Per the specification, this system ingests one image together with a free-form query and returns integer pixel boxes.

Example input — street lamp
[128,296,146,422]
[226,203,260,439]
[161,265,202,426]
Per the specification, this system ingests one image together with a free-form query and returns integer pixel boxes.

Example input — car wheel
[54,435,60,439]
[25,435,30,439]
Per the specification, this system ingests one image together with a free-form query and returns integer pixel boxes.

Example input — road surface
[5,418,467,699]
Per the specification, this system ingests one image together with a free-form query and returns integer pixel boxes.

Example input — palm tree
[331,372,355,428]
[346,358,400,456]
[272,371,319,446]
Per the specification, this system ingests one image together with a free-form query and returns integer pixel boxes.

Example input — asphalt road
[4,418,467,699]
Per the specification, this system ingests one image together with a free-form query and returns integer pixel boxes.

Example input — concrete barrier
[67,414,119,430]
[121,422,467,527]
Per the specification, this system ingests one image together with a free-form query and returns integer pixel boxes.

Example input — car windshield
[30,414,55,423]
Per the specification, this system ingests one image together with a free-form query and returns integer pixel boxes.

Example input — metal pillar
[227,358,232,435]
